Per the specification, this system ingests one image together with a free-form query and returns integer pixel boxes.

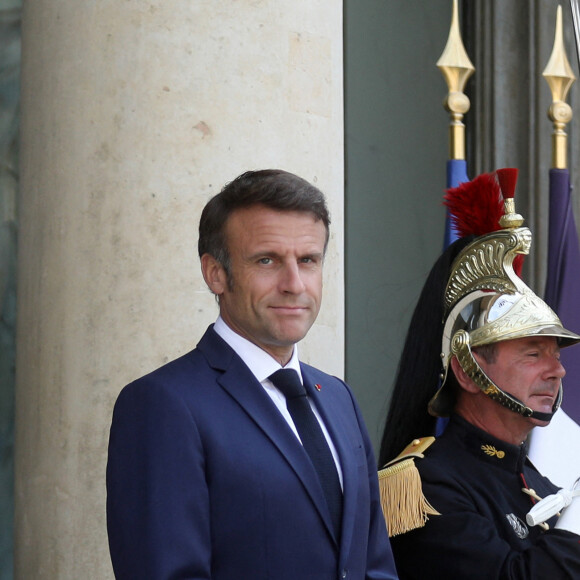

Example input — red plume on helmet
[443,168,524,276]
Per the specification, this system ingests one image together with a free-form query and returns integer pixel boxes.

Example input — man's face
[476,336,566,424]
[206,205,326,364]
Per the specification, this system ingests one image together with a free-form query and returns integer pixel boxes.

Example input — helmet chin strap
[451,330,562,422]
[504,386,562,422]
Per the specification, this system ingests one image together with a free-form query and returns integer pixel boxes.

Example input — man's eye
[258,257,273,265]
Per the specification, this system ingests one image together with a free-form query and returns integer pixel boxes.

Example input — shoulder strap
[377,437,440,537]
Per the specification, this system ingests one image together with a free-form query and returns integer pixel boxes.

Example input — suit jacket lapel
[197,327,337,541]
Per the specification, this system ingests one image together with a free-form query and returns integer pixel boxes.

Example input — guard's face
[477,336,565,423]
[204,205,325,364]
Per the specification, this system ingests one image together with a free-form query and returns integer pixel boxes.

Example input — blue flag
[443,159,469,247]
[436,159,470,436]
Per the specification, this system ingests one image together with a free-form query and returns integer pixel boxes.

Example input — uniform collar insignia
[481,444,506,459]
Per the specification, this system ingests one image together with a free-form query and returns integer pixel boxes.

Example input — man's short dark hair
[198,169,331,276]
[472,343,498,364]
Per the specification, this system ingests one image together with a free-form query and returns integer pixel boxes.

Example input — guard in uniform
[378,169,580,579]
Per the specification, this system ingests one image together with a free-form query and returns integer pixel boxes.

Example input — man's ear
[200,253,227,296]
[450,356,480,394]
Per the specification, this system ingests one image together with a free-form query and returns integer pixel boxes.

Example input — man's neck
[455,401,534,446]
[213,317,301,380]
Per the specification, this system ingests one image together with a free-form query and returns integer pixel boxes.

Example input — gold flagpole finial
[543,5,576,169]
[436,0,475,161]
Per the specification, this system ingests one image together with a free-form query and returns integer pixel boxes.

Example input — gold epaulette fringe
[378,437,440,537]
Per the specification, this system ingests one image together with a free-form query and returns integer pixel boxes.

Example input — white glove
[555,493,580,535]
[526,478,580,535]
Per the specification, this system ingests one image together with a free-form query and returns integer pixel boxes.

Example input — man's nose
[547,356,566,380]
[280,262,306,293]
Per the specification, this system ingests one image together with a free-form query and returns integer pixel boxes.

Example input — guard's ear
[201,254,227,296]
[450,356,480,394]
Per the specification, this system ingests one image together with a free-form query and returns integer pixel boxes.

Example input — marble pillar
[15,1,344,577]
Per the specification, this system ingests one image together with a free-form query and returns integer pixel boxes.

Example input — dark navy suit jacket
[106,326,398,579]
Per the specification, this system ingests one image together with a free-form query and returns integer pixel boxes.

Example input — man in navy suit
[106,169,398,579]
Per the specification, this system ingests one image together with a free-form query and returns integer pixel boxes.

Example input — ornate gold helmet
[429,169,580,420]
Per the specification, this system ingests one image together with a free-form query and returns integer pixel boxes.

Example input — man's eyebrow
[301,251,324,258]
[517,338,557,351]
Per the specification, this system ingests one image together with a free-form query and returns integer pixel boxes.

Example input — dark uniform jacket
[390,414,580,579]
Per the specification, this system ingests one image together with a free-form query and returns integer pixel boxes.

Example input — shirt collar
[213,316,302,383]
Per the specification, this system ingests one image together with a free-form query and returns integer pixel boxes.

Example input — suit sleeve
[106,380,211,579]
[350,390,399,580]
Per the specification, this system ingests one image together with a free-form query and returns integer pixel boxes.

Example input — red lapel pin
[315,384,321,391]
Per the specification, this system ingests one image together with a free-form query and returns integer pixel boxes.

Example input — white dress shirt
[213,316,343,487]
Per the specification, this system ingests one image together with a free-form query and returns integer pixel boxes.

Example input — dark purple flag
[544,168,580,424]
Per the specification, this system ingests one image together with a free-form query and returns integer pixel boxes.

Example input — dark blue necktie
[269,369,342,538]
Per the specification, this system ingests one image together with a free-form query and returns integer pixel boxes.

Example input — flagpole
[436,0,474,162]
[544,5,575,169]
[437,0,475,248]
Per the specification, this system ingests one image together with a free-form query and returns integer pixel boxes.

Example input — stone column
[15,1,344,577]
